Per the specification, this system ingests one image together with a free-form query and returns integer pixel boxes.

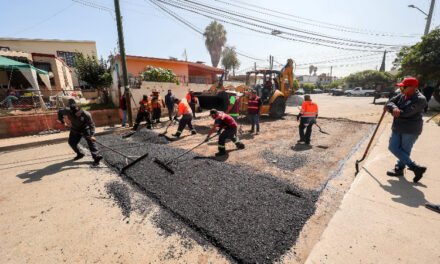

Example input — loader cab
[246,70,281,104]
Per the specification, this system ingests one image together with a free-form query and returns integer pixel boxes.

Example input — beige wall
[0,38,97,88]
[0,39,97,57]
[32,56,74,91]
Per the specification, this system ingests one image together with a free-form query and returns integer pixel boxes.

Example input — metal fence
[0,88,100,112]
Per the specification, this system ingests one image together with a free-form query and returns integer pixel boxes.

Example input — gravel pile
[95,134,319,263]
[129,128,169,144]
[262,150,309,171]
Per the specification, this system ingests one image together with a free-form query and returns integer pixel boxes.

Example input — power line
[173,0,403,48]
[214,0,421,38]
[155,0,397,52]
[12,4,75,36]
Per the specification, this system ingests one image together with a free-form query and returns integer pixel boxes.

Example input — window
[56,51,79,67]
[34,62,55,86]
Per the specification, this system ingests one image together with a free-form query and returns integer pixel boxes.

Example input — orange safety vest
[300,101,318,117]
[177,99,192,116]
[151,96,163,109]
[139,99,151,112]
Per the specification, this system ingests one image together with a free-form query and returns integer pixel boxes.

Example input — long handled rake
[153,134,219,174]
[355,110,387,175]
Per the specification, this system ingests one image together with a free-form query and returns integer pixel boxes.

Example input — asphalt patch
[262,150,309,171]
[96,134,319,263]
[105,181,131,218]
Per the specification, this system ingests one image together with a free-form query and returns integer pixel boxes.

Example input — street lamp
[408,1,436,35]
[408,4,428,16]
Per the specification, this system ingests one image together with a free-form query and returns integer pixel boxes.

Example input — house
[297,75,319,85]
[0,50,73,93]
[114,55,224,86]
[0,38,97,87]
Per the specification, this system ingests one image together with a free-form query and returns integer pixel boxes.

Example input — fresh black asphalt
[93,132,319,263]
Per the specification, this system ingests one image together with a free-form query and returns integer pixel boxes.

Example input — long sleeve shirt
[386,90,427,135]
[58,108,96,136]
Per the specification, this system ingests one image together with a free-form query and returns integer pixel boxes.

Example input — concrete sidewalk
[306,121,440,264]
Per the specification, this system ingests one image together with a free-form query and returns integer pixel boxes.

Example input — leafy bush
[302,83,316,90]
[140,66,179,84]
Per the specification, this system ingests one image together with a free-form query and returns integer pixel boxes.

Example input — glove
[204,136,210,142]
[296,114,302,121]
[173,116,179,121]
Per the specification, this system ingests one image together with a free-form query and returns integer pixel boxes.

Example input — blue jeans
[248,114,260,132]
[121,110,127,126]
[388,131,419,169]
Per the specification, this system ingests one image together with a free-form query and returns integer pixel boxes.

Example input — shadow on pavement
[291,143,313,151]
[364,167,428,208]
[16,159,90,184]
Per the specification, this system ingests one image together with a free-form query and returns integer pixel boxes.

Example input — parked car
[344,87,375,96]
[312,89,323,94]
[331,89,344,96]
[295,89,305,95]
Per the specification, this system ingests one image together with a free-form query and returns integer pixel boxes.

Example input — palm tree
[313,66,318,76]
[309,65,314,76]
[204,21,227,68]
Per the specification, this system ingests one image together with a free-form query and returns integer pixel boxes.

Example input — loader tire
[269,97,286,118]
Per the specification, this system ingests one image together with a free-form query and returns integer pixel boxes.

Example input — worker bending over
[172,98,197,138]
[206,109,245,157]
[57,99,102,166]
[132,95,152,131]
[297,94,318,145]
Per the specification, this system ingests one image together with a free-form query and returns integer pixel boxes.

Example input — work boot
[172,132,181,138]
[409,165,427,183]
[215,149,227,157]
[132,124,139,131]
[92,155,103,166]
[249,129,255,133]
[191,130,197,135]
[297,139,305,143]
[73,153,85,161]
[386,166,404,177]
[235,142,245,149]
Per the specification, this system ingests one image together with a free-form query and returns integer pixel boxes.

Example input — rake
[153,134,219,174]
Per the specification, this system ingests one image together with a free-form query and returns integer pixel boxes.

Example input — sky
[2,0,439,77]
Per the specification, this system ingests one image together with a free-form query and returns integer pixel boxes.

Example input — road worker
[151,89,165,124]
[206,109,245,157]
[132,95,152,131]
[226,91,240,121]
[247,89,262,134]
[57,99,102,165]
[172,98,197,138]
[297,94,318,145]
[186,88,198,118]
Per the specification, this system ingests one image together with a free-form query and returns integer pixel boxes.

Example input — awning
[0,55,51,110]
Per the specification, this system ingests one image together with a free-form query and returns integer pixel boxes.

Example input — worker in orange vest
[132,95,152,131]
[297,94,318,145]
[172,98,197,138]
[151,89,165,124]
[186,88,198,118]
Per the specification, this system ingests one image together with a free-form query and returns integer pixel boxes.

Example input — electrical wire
[154,0,397,52]
[214,0,421,38]
[171,0,403,48]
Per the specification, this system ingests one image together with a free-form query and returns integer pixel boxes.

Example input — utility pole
[379,50,387,72]
[114,0,132,126]
[330,66,333,79]
[425,0,436,35]
[254,62,257,71]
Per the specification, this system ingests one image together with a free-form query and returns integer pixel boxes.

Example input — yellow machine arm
[279,59,295,97]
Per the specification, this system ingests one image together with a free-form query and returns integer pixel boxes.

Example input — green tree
[328,79,345,88]
[293,79,300,91]
[221,46,240,78]
[396,28,440,83]
[345,70,395,89]
[204,21,227,68]
[303,83,316,90]
[74,54,112,89]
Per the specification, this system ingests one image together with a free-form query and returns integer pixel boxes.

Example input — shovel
[315,123,330,135]
[159,118,176,137]
[153,134,219,174]
[355,109,387,175]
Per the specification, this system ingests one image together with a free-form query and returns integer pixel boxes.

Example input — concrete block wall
[0,109,120,138]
